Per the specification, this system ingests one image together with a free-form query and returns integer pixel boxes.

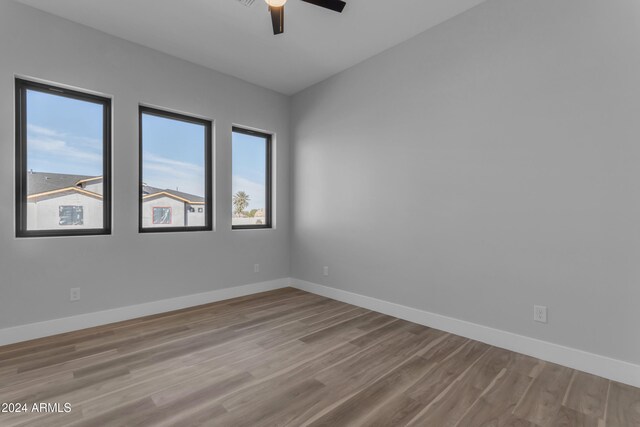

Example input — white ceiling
[14,0,486,95]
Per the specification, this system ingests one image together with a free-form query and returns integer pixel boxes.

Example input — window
[59,206,84,226]
[15,79,111,238]
[139,106,212,232]
[232,127,272,229]
[152,207,172,225]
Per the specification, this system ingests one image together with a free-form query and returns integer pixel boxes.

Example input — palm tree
[233,191,250,216]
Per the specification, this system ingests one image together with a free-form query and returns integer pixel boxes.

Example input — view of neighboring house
[27,172,104,230]
[26,172,205,230]
[141,184,205,228]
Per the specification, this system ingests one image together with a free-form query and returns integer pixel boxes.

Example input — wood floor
[0,288,638,427]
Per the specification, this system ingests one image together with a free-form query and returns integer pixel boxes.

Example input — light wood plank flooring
[0,288,638,426]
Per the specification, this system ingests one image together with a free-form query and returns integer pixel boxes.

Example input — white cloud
[144,152,203,174]
[28,124,65,138]
[27,124,103,174]
[28,124,101,148]
[143,152,205,196]
[28,137,102,164]
[73,136,102,149]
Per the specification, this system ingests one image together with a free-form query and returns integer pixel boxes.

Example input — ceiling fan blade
[300,0,346,13]
[270,6,284,35]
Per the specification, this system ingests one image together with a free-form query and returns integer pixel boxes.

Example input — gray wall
[291,0,640,365]
[0,0,290,328]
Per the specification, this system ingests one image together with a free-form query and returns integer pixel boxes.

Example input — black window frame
[232,126,273,230]
[15,78,112,238]
[139,106,213,234]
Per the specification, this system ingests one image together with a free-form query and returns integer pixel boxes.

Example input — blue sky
[141,113,206,196]
[26,90,266,208]
[27,90,103,176]
[232,131,267,211]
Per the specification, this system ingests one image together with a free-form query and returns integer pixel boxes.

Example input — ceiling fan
[264,0,346,35]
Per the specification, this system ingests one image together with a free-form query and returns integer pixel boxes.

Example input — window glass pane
[140,109,210,231]
[59,206,84,226]
[23,88,107,233]
[152,207,172,225]
[232,129,270,228]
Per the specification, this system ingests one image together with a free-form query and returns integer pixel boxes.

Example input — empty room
[1,0,639,425]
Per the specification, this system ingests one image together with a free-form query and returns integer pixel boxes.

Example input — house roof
[26,172,204,204]
[142,185,205,204]
[27,172,93,196]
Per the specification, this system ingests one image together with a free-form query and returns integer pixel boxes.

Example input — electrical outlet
[254,264,260,273]
[534,305,547,323]
[323,266,329,277]
[70,288,80,302]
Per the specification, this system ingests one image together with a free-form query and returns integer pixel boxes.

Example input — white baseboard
[291,278,640,388]
[0,278,290,347]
